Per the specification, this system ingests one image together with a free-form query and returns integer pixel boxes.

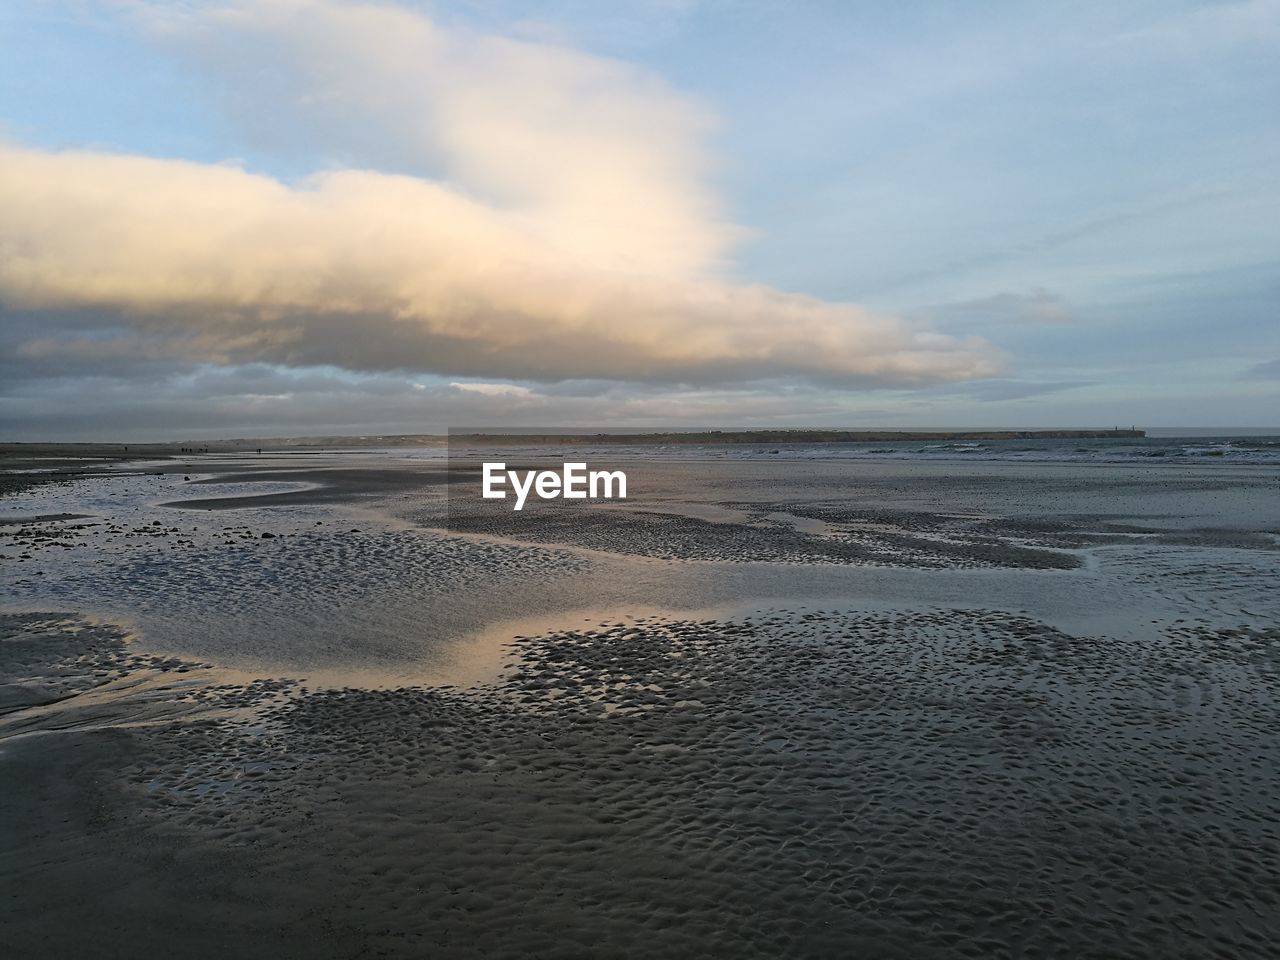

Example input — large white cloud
[0,0,1004,385]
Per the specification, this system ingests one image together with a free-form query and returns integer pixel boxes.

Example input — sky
[1,0,1277,440]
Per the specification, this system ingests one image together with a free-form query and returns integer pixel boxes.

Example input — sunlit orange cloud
[0,0,1005,385]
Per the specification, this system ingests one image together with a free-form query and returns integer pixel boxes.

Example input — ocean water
[437,434,1280,465]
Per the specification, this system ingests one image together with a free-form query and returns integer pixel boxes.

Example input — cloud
[0,0,1003,388]
[870,187,1243,297]
[1248,358,1280,379]
[946,289,1073,326]
[902,377,1093,403]
[955,379,1093,401]
[1106,0,1280,58]
[136,0,732,278]
[450,382,538,399]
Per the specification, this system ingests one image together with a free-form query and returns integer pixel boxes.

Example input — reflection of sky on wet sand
[4,451,1278,697]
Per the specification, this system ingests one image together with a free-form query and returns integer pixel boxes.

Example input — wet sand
[2,451,1278,957]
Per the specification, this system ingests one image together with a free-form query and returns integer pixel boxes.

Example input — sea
[433,433,1280,466]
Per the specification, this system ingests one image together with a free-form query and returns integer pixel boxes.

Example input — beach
[2,443,1278,958]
